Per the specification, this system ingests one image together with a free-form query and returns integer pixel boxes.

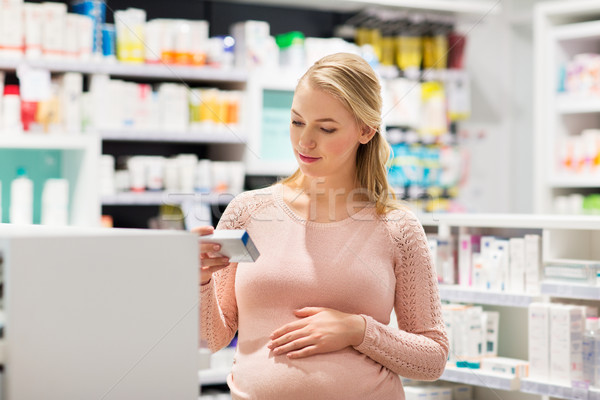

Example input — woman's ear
[359,126,377,144]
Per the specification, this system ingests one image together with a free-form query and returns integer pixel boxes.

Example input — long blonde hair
[282,52,401,214]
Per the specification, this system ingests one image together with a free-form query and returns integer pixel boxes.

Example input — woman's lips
[298,153,321,163]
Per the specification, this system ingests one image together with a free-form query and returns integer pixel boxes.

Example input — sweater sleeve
[199,192,252,352]
[353,209,449,380]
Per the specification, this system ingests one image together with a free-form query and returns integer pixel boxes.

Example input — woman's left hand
[267,307,366,359]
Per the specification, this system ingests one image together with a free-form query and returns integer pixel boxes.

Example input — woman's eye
[321,127,336,134]
[291,120,304,127]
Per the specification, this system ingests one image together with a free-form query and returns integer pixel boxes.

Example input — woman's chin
[297,166,323,178]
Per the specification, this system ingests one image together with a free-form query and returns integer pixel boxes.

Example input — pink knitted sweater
[200,184,448,400]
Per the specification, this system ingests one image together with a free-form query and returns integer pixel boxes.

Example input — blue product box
[200,230,260,263]
[72,0,106,54]
[102,24,116,57]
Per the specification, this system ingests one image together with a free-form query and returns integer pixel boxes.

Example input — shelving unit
[101,130,247,144]
[0,133,100,226]
[420,213,600,399]
[548,176,600,188]
[0,59,247,83]
[0,134,96,150]
[0,55,248,228]
[551,19,600,41]
[555,95,600,115]
[214,0,502,14]
[420,212,600,230]
[101,191,234,206]
[533,1,600,213]
[1,55,251,229]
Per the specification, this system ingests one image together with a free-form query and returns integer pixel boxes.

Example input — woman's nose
[298,129,316,150]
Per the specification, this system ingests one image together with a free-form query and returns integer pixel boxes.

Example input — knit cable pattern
[353,208,449,380]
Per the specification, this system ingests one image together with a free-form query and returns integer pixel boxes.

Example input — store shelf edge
[0,59,247,83]
[441,365,520,391]
[438,285,539,307]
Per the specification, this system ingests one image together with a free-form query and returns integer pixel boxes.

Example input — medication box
[201,229,260,263]
[451,384,473,400]
[550,304,584,385]
[481,357,529,377]
[458,234,481,287]
[529,302,550,380]
[524,234,542,294]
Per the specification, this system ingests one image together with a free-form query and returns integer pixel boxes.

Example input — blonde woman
[195,53,448,399]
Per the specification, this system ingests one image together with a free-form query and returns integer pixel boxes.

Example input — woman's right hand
[192,226,231,285]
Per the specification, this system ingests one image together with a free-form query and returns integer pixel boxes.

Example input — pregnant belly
[228,346,403,400]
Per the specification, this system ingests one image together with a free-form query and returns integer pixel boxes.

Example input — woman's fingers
[193,226,221,253]
[268,324,308,349]
[195,226,230,285]
[200,255,230,267]
[270,319,306,340]
[287,345,319,359]
[192,226,215,236]
[200,242,221,253]
[269,332,314,356]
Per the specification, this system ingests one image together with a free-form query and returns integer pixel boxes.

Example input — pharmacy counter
[0,224,199,400]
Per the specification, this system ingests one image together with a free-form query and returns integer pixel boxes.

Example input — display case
[534,0,600,214]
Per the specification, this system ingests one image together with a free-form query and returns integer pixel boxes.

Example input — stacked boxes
[435,232,542,295]
[529,302,597,384]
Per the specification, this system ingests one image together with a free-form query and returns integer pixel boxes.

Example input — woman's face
[290,82,369,181]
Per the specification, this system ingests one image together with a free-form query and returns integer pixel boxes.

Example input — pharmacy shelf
[102,191,235,206]
[198,368,229,386]
[0,59,247,83]
[419,213,600,230]
[0,134,98,150]
[552,19,600,41]
[215,0,501,14]
[101,130,247,144]
[556,94,600,114]
[350,0,501,14]
[535,2,600,213]
[438,285,539,307]
[521,378,599,399]
[540,281,600,300]
[548,175,600,188]
[440,365,520,391]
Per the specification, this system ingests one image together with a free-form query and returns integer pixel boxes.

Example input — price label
[572,380,589,400]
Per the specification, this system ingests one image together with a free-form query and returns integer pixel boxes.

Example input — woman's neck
[283,176,370,223]
[299,176,356,198]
